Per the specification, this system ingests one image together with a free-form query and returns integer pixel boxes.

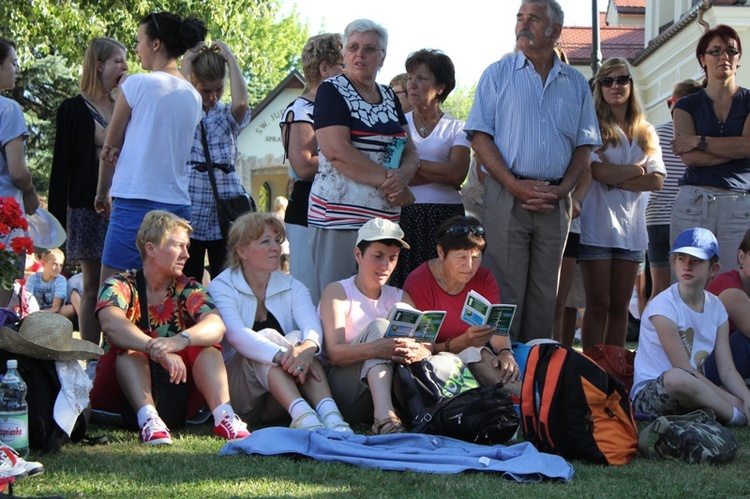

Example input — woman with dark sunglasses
[402,215,519,389]
[670,24,750,270]
[578,57,665,350]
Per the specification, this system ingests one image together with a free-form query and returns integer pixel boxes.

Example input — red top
[403,262,499,342]
[706,269,743,333]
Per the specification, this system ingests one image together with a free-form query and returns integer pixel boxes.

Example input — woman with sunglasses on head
[48,37,128,348]
[578,58,665,350]
[671,25,750,271]
[402,215,519,389]
[310,19,420,297]
[95,12,207,282]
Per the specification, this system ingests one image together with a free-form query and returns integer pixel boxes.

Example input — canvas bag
[638,409,739,464]
[521,343,638,465]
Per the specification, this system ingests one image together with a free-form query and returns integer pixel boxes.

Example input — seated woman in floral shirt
[90,210,249,445]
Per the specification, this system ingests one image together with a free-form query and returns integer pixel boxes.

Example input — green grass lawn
[12,420,750,498]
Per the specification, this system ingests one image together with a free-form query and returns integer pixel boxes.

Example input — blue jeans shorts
[577,243,644,263]
[102,198,191,271]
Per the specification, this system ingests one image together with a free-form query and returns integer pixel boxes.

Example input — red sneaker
[140,416,172,445]
[213,413,250,440]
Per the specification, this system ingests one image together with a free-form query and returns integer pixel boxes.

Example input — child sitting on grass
[24,248,73,318]
[632,228,750,425]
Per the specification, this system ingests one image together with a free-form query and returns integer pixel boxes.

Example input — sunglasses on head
[444,223,485,238]
[151,11,161,36]
[598,75,631,88]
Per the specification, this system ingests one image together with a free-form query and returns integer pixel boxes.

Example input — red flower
[10,237,34,255]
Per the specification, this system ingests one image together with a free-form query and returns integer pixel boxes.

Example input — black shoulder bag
[200,121,255,240]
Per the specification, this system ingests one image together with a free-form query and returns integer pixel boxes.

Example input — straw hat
[0,313,103,361]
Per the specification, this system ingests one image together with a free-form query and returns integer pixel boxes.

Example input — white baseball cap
[356,218,410,249]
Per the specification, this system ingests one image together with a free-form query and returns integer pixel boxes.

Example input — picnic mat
[220,428,574,482]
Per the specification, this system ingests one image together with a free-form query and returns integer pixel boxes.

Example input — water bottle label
[0,412,28,451]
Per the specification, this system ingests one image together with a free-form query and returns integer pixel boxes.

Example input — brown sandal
[372,416,406,435]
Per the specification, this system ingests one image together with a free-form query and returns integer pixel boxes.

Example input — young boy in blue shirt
[24,248,68,315]
[632,228,750,425]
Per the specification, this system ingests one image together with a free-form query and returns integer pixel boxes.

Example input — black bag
[393,352,478,422]
[200,121,256,239]
[216,193,255,238]
[0,351,88,453]
[411,383,519,445]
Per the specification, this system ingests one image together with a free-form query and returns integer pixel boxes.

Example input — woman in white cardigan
[208,212,351,431]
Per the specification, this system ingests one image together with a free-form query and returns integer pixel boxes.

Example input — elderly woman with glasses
[578,57,665,351]
[402,215,519,389]
[671,24,750,271]
[309,19,420,297]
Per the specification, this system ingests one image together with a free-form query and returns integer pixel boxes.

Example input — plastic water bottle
[0,360,29,458]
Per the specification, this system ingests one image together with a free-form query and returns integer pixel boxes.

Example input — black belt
[191,162,235,174]
[513,173,563,186]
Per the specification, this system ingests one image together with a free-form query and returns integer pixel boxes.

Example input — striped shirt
[646,122,684,226]
[310,74,407,229]
[465,51,600,180]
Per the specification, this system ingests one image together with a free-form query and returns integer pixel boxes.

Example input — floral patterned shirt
[95,271,216,339]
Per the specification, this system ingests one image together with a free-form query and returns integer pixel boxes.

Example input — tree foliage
[442,83,477,122]
[0,0,309,194]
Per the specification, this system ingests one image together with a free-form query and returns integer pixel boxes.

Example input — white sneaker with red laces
[0,443,43,479]
[140,416,172,445]
[213,413,250,441]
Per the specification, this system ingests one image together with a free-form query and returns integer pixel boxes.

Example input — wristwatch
[697,135,708,151]
[179,331,191,346]
[273,346,289,364]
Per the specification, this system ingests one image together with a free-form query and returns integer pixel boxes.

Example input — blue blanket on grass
[219,428,574,483]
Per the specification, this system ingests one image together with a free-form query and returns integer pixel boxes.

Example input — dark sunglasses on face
[444,223,485,238]
[598,75,631,88]
[704,47,740,57]
[666,97,679,110]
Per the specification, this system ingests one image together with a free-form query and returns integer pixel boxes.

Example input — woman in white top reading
[319,218,430,434]
[95,12,207,279]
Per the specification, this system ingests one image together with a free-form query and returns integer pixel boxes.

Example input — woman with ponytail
[95,12,207,280]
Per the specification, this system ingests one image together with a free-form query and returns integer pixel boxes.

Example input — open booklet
[385,304,446,343]
[461,290,517,337]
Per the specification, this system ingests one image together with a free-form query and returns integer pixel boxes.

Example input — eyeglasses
[598,75,631,88]
[151,11,161,36]
[666,97,679,110]
[704,47,740,57]
[444,223,485,238]
[346,43,381,56]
